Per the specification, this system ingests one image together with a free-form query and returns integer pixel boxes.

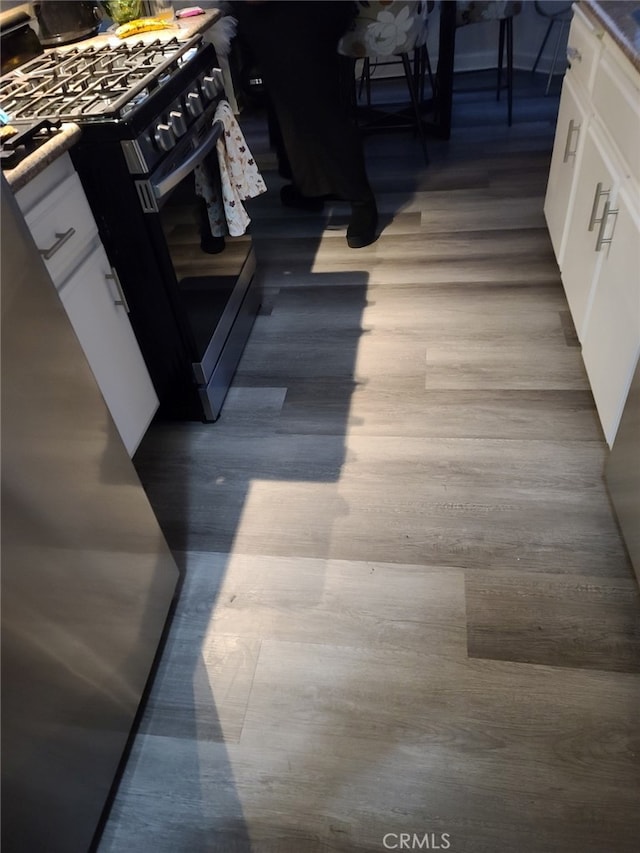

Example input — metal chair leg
[401,51,429,164]
[532,19,554,75]
[506,17,514,125]
[419,42,436,103]
[497,18,506,101]
[496,17,514,125]
[358,57,373,107]
[545,18,569,95]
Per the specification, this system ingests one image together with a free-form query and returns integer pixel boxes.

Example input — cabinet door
[558,124,617,342]
[544,74,589,264]
[58,244,159,456]
[592,43,640,188]
[581,183,640,446]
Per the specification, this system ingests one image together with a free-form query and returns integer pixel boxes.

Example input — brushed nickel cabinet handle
[38,227,76,260]
[595,201,619,252]
[563,118,580,163]
[567,45,582,63]
[588,182,610,232]
[105,268,130,313]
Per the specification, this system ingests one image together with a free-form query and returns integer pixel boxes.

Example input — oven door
[131,118,259,422]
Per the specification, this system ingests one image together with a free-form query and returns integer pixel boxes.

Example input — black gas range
[0,34,221,159]
[1,33,260,424]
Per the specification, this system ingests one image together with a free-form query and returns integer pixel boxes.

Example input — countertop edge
[4,123,82,192]
[580,1,640,73]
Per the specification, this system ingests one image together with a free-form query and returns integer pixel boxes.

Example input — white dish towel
[195,99,267,238]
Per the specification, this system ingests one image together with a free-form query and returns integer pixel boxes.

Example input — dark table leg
[422,0,456,139]
[434,0,456,139]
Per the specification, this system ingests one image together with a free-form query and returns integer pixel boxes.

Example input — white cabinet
[58,244,159,456]
[544,5,640,447]
[544,74,589,264]
[15,152,158,456]
[544,4,601,265]
[581,183,640,446]
[559,120,617,341]
[23,170,100,286]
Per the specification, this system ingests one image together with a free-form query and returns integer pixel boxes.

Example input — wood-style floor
[98,72,640,853]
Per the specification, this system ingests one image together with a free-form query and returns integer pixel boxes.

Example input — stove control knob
[202,72,222,100]
[154,123,176,152]
[170,110,187,137]
[186,91,204,118]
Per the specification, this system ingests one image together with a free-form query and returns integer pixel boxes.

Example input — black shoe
[280,184,325,212]
[347,199,378,249]
[200,234,226,254]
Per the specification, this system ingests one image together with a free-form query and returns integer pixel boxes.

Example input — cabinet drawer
[592,48,640,185]
[565,6,601,95]
[25,171,100,287]
[14,152,76,215]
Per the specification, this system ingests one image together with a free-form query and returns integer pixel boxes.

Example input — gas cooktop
[0,35,202,125]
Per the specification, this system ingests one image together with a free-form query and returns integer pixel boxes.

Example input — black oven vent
[135,180,159,213]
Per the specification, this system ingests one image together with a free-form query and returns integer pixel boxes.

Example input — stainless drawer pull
[595,201,619,252]
[105,268,130,313]
[588,182,610,232]
[39,227,76,260]
[567,45,582,64]
[563,119,580,163]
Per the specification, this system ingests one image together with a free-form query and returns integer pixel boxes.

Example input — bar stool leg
[532,19,554,75]
[497,18,506,100]
[545,18,569,95]
[401,52,429,164]
[506,17,514,124]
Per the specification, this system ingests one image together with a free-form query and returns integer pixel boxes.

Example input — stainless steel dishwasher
[1,174,180,853]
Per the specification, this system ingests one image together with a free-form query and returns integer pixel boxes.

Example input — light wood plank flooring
[97,72,640,853]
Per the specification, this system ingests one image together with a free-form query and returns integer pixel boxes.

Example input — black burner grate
[0,36,201,123]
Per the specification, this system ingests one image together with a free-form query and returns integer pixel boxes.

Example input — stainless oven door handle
[152,120,224,201]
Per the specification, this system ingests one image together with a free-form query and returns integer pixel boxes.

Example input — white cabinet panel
[564,5,602,94]
[24,172,100,286]
[581,184,640,445]
[16,153,159,456]
[593,45,640,185]
[556,125,616,341]
[14,153,76,214]
[543,74,588,264]
[59,244,159,456]
[544,7,640,447]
